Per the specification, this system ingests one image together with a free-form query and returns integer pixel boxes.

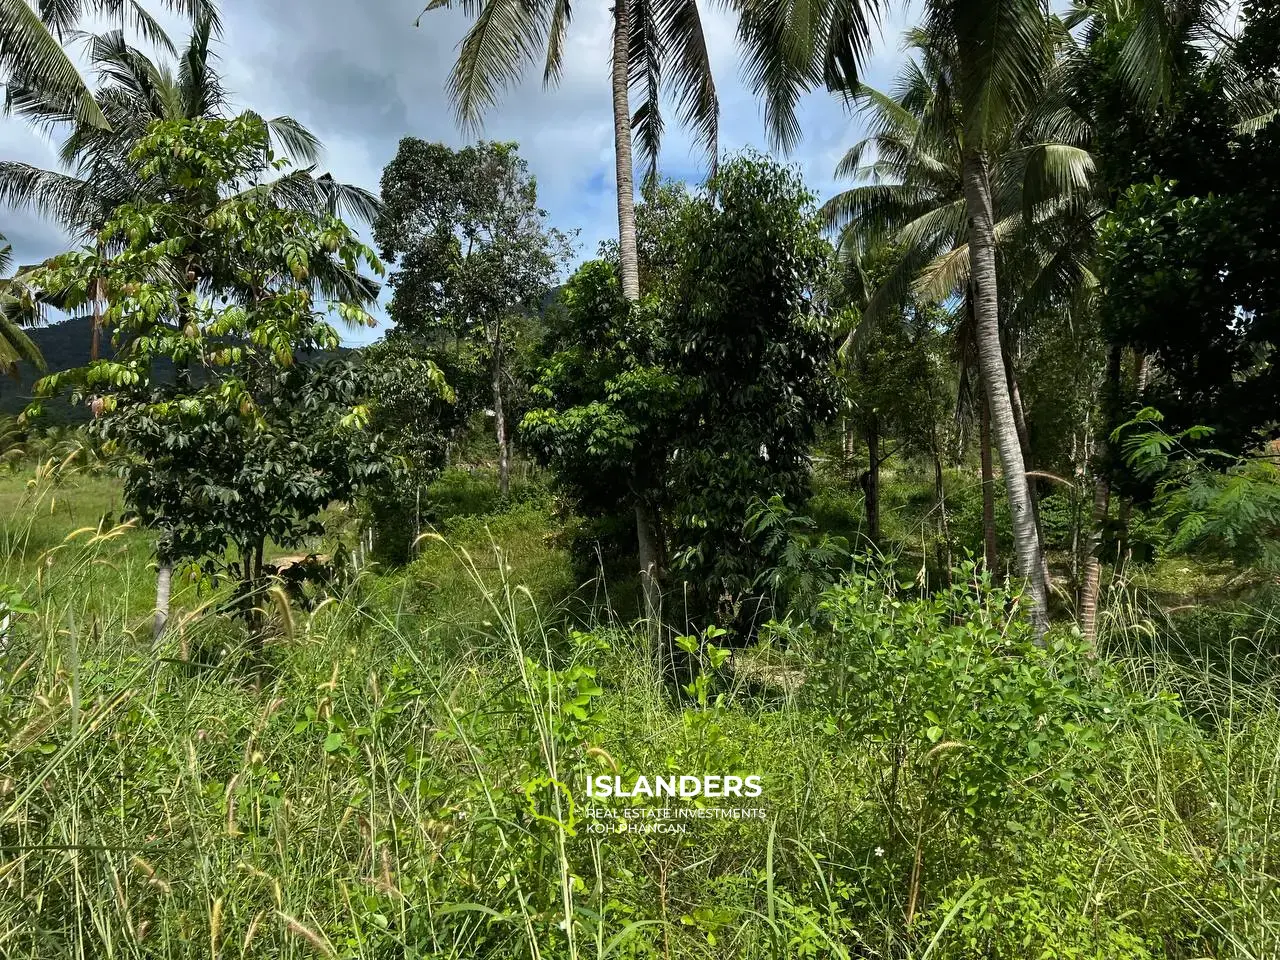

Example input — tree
[820,25,1105,631]
[1,9,379,359]
[424,0,726,614]
[663,153,839,624]
[1067,0,1280,638]
[836,244,949,553]
[26,114,390,636]
[522,257,687,622]
[0,236,46,376]
[359,332,460,564]
[374,139,571,497]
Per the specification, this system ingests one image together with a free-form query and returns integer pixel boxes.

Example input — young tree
[522,258,688,621]
[358,331,460,564]
[664,153,840,620]
[837,246,949,551]
[27,114,391,636]
[374,139,572,497]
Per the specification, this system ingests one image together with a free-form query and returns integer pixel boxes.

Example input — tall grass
[2,481,1278,958]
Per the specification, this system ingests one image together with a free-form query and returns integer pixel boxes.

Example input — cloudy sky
[1,0,917,344]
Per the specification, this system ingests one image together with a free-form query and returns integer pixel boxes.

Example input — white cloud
[1,0,920,345]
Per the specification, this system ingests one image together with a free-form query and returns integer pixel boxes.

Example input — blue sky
[0,0,918,345]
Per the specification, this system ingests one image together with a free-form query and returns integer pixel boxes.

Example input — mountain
[0,316,353,423]
[1,315,99,423]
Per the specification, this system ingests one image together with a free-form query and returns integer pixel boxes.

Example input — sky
[0,0,918,345]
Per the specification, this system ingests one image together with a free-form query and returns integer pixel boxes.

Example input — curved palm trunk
[612,1,659,622]
[1005,354,1051,594]
[962,149,1048,634]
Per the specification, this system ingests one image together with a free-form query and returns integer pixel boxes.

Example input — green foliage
[808,563,1138,821]
[373,139,572,489]
[1114,406,1280,570]
[25,114,389,601]
[358,332,458,563]
[5,475,1280,958]
[745,495,849,621]
[374,139,570,343]
[522,257,686,519]
[1099,162,1280,452]
[663,153,840,607]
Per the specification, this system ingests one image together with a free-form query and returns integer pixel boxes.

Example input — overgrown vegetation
[3,0,1280,956]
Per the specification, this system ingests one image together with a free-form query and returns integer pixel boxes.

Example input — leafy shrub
[806,563,1134,823]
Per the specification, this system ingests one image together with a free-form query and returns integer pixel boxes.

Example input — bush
[804,562,1138,824]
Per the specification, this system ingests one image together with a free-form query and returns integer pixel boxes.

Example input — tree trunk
[492,333,509,497]
[979,378,998,574]
[612,4,661,620]
[1080,345,1123,645]
[962,149,1048,634]
[91,280,103,362]
[1005,354,1052,594]
[934,439,952,582]
[1115,351,1149,570]
[864,419,881,547]
[611,1,640,301]
[635,499,661,624]
[153,557,172,643]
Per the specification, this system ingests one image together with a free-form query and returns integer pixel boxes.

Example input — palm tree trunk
[1005,354,1051,594]
[864,418,881,546]
[611,1,640,302]
[635,498,661,619]
[154,557,172,643]
[979,377,998,573]
[91,277,103,361]
[934,435,952,583]
[613,1,659,625]
[962,148,1048,634]
[492,330,509,497]
[1080,345,1123,644]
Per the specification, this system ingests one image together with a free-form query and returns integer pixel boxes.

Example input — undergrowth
[1,486,1277,959]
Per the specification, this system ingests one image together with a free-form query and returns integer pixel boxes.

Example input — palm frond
[542,0,570,84]
[0,160,98,234]
[628,0,664,183]
[657,0,718,169]
[0,0,108,128]
[446,0,551,131]
[263,115,323,165]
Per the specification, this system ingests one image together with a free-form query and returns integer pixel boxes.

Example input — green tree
[663,153,839,624]
[359,332,460,564]
[27,114,390,636]
[522,257,687,612]
[0,236,46,376]
[374,139,572,497]
[1,7,378,358]
[836,245,950,552]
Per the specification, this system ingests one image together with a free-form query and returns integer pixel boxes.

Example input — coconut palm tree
[825,28,1100,613]
[1,0,218,129]
[421,0,724,620]
[0,10,381,355]
[0,236,47,375]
